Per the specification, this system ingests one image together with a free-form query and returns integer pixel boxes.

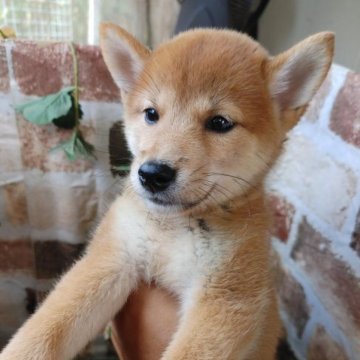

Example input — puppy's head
[100,24,334,214]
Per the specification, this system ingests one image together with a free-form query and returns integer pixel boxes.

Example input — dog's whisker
[204,172,259,192]
[211,186,233,204]
[254,152,272,170]
[204,172,252,186]
[189,164,207,177]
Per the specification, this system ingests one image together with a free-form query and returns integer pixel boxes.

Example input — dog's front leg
[161,296,267,360]
[161,284,272,360]
[0,203,138,360]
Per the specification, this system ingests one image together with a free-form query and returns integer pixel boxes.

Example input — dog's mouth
[145,184,215,211]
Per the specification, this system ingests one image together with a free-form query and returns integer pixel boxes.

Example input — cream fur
[0,24,334,360]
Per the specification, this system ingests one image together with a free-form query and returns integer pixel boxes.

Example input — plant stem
[69,42,80,130]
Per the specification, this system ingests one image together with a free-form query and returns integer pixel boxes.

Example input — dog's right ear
[100,23,150,94]
[266,32,334,112]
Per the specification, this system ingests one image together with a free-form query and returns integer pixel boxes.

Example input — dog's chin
[140,186,216,214]
[143,197,184,213]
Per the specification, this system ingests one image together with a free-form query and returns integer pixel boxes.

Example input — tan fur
[0,24,334,360]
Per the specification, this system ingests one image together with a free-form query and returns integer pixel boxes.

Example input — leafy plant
[15,87,95,161]
[14,43,96,161]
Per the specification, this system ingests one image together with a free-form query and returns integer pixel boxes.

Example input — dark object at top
[174,0,270,39]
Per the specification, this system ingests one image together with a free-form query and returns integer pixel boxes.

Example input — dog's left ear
[266,32,334,113]
[100,22,150,94]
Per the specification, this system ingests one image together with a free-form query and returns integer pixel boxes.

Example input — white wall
[259,0,360,72]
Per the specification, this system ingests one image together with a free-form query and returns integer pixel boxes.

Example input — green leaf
[15,87,75,125]
[51,130,96,161]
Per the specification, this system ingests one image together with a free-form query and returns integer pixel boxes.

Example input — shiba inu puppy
[0,23,334,360]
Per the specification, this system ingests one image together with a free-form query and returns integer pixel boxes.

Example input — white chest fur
[113,197,234,296]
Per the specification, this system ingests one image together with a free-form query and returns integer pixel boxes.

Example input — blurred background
[0,1,360,360]
[1,0,360,70]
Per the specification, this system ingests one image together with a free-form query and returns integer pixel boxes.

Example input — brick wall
[267,65,360,360]
[0,39,122,349]
[0,39,359,360]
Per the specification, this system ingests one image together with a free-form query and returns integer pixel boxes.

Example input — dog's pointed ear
[266,32,334,111]
[100,22,150,94]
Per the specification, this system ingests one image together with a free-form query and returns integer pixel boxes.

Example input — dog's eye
[206,116,234,133]
[144,108,159,124]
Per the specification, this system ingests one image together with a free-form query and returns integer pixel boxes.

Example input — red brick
[273,254,310,336]
[3,182,28,225]
[350,209,360,257]
[12,41,72,96]
[0,240,34,273]
[268,193,295,242]
[12,40,120,101]
[0,44,10,93]
[34,241,85,279]
[76,44,120,102]
[307,325,349,360]
[292,219,360,352]
[330,72,360,147]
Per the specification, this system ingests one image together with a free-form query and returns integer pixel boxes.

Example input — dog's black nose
[138,161,176,193]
